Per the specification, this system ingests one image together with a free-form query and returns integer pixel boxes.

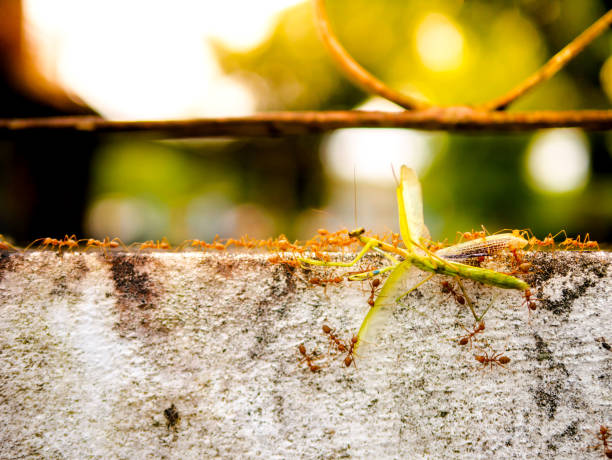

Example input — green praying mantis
[298,165,531,354]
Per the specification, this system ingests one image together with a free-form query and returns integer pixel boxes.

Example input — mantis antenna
[353,165,358,229]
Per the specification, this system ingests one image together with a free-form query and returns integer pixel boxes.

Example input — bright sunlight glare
[415,12,464,73]
[23,0,304,120]
[322,98,441,184]
[86,196,168,243]
[526,129,590,194]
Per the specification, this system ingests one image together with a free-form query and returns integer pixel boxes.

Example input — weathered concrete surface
[0,250,610,459]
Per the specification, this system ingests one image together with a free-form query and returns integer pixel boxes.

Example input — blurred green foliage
[90,0,612,244]
[218,0,607,109]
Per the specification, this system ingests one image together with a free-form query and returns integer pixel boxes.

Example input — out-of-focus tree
[0,0,97,245]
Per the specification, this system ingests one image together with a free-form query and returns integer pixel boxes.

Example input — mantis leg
[411,237,459,271]
[347,264,396,281]
[347,246,401,280]
[455,277,479,321]
[396,272,435,300]
[297,239,379,268]
[455,277,494,322]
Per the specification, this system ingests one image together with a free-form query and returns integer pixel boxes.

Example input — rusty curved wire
[313,0,612,112]
[1,3,612,136]
[312,0,429,110]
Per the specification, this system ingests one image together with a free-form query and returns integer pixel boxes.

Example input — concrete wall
[0,250,610,459]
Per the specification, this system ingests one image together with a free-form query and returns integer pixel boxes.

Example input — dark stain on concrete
[70,257,89,282]
[541,422,580,457]
[49,256,90,299]
[163,403,180,430]
[529,251,607,286]
[542,278,597,316]
[528,251,609,316]
[527,333,574,421]
[248,298,274,360]
[558,421,578,440]
[528,333,569,376]
[109,254,163,336]
[111,255,152,304]
[0,252,20,283]
[533,384,561,420]
[247,257,302,359]
[269,263,297,298]
[214,258,238,278]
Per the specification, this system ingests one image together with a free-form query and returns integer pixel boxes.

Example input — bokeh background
[1,0,611,246]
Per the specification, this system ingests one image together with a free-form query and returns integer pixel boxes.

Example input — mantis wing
[396,165,430,250]
[435,233,529,266]
[356,260,416,351]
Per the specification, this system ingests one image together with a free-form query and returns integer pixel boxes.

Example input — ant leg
[396,272,435,300]
[454,277,480,322]
[24,238,46,251]
[112,238,128,251]
[174,240,191,252]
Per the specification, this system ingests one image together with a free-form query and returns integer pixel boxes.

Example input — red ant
[474,346,511,371]
[267,234,303,253]
[322,324,347,354]
[0,241,14,251]
[560,233,600,251]
[134,238,172,251]
[182,239,209,251]
[441,280,465,306]
[60,234,79,251]
[226,235,258,250]
[455,321,485,349]
[522,229,564,251]
[537,234,556,248]
[80,237,125,257]
[367,278,381,307]
[528,232,560,250]
[344,335,359,367]
[427,240,447,252]
[457,225,488,242]
[0,235,17,251]
[184,237,225,251]
[208,235,227,251]
[25,234,79,253]
[560,237,579,250]
[509,248,532,274]
[595,337,611,352]
[581,238,601,251]
[309,276,344,286]
[588,424,612,458]
[298,344,322,373]
[309,275,343,295]
[25,237,61,251]
[268,255,301,268]
[520,289,541,315]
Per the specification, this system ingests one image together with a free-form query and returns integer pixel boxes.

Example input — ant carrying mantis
[298,165,531,358]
